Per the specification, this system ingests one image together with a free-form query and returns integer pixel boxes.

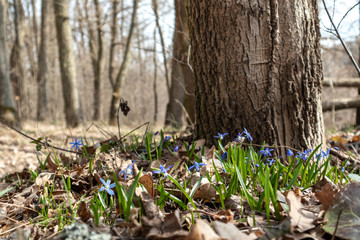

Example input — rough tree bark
[165,0,194,127]
[53,0,81,127]
[36,0,48,121]
[109,0,139,125]
[188,0,324,152]
[0,0,18,125]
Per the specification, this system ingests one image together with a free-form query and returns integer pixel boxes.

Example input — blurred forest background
[1,0,360,131]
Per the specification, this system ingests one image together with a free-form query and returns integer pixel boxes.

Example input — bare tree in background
[108,0,118,90]
[85,0,104,120]
[188,0,324,152]
[10,0,25,121]
[36,0,48,121]
[53,0,81,127]
[109,0,139,125]
[165,0,194,127]
[0,0,18,125]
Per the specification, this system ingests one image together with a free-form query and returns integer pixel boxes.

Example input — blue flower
[316,149,330,159]
[296,149,312,161]
[214,133,228,140]
[242,128,253,141]
[153,164,173,177]
[334,147,339,150]
[268,159,276,166]
[164,136,171,142]
[255,163,260,168]
[119,161,136,181]
[154,131,159,136]
[341,167,345,172]
[99,178,116,195]
[198,146,201,151]
[174,146,179,152]
[234,133,243,142]
[188,161,207,172]
[70,138,83,150]
[221,152,227,160]
[296,152,308,161]
[259,148,274,157]
[287,149,294,157]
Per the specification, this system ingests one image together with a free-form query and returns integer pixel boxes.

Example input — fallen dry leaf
[185,219,222,240]
[286,191,317,233]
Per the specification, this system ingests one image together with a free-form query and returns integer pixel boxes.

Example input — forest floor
[0,120,360,239]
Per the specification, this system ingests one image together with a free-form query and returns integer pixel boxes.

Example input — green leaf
[0,187,13,197]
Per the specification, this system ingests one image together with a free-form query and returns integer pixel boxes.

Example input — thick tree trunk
[165,0,195,127]
[36,0,48,121]
[188,0,324,153]
[53,0,81,127]
[0,0,18,125]
[109,0,138,125]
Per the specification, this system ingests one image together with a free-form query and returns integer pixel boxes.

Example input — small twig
[121,122,150,141]
[322,0,360,75]
[331,209,342,240]
[116,99,122,140]
[0,118,83,155]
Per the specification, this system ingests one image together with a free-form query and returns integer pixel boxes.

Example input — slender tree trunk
[36,0,48,121]
[53,0,81,127]
[10,0,25,121]
[152,0,170,98]
[108,0,118,89]
[165,0,194,127]
[153,27,158,122]
[0,0,18,125]
[188,0,324,153]
[109,0,139,125]
[31,0,39,57]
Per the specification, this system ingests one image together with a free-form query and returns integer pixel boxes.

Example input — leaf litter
[0,122,360,239]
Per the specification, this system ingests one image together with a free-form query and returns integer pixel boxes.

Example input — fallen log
[323,77,360,88]
[322,97,360,112]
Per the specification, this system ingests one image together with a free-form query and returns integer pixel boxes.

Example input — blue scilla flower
[214,133,228,140]
[153,164,173,177]
[259,148,274,157]
[221,152,227,160]
[242,128,253,141]
[70,138,83,150]
[188,161,207,172]
[287,149,294,157]
[174,146,179,152]
[119,161,136,181]
[99,178,116,195]
[234,133,244,142]
[316,149,330,159]
[164,136,171,142]
[255,164,260,168]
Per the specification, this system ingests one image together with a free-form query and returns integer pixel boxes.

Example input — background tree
[165,0,195,127]
[10,0,25,121]
[188,0,324,152]
[109,0,139,125]
[53,0,81,127]
[36,0,48,121]
[0,0,18,125]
